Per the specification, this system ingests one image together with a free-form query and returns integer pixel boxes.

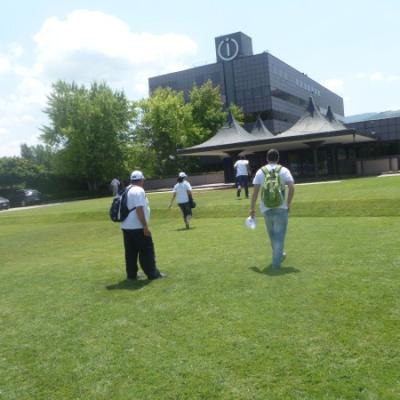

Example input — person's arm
[250,184,260,218]
[136,206,151,236]
[168,192,176,208]
[286,183,295,211]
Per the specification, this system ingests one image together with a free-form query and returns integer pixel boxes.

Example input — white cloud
[0,127,9,136]
[8,43,24,58]
[356,71,400,83]
[321,78,344,93]
[32,10,197,96]
[0,54,11,74]
[0,10,199,156]
[370,72,383,81]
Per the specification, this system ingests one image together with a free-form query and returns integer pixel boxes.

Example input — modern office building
[149,32,344,133]
[149,32,399,180]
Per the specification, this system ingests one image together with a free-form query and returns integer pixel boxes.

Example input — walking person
[110,177,120,197]
[121,170,166,280]
[250,149,295,269]
[234,155,250,198]
[168,172,193,229]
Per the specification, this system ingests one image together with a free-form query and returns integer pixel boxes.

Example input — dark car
[12,189,42,207]
[0,196,10,210]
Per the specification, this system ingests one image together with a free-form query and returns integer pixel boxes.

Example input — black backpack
[109,186,136,222]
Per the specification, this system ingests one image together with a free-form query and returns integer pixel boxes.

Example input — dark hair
[267,149,280,162]
[177,177,184,183]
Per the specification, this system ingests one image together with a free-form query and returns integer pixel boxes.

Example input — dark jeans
[122,229,161,280]
[236,175,249,197]
[178,202,192,221]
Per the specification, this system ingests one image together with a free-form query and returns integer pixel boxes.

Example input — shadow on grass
[106,279,151,291]
[175,227,196,232]
[249,265,300,276]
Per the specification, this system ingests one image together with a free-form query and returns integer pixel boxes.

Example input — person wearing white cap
[120,170,165,280]
[168,172,193,229]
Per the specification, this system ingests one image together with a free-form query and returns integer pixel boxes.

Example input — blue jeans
[263,208,289,268]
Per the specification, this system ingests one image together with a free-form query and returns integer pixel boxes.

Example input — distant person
[121,170,166,280]
[168,172,193,229]
[110,177,120,196]
[250,149,295,269]
[234,156,250,198]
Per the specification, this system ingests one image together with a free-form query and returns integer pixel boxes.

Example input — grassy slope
[0,176,399,400]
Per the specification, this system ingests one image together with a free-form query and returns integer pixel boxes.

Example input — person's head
[238,155,245,160]
[177,172,187,183]
[267,149,279,163]
[130,170,145,187]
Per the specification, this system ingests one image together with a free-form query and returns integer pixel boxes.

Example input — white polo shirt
[253,163,294,213]
[173,181,192,204]
[121,185,150,230]
[234,159,249,177]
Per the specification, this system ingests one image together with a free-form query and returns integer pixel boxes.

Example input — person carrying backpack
[249,149,295,269]
[168,172,194,229]
[120,170,166,281]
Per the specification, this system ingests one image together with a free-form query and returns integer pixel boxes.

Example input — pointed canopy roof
[277,97,349,138]
[250,115,275,138]
[178,112,256,156]
[178,98,375,156]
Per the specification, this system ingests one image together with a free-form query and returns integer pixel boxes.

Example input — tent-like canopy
[178,97,375,157]
[250,115,275,138]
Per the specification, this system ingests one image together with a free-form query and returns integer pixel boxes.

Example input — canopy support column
[304,141,325,179]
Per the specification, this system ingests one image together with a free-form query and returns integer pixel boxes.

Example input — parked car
[11,189,42,207]
[0,196,10,210]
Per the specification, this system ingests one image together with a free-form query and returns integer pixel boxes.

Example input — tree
[0,157,41,188]
[41,81,135,190]
[20,143,55,173]
[189,80,226,143]
[229,103,245,124]
[134,87,198,177]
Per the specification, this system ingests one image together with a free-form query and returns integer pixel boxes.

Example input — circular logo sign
[217,38,239,61]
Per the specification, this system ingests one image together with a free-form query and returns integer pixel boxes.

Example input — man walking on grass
[121,170,166,280]
[250,149,295,269]
[234,155,251,198]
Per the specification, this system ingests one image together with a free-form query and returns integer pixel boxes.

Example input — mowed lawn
[1,176,400,400]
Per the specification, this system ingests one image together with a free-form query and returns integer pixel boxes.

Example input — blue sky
[1,0,399,156]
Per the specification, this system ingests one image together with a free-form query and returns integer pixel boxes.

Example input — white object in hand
[245,216,256,230]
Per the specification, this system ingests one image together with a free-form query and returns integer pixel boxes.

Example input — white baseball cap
[178,172,187,178]
[130,170,145,181]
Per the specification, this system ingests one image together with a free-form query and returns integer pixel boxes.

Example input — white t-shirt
[253,163,294,213]
[234,159,249,177]
[121,185,150,230]
[173,181,192,204]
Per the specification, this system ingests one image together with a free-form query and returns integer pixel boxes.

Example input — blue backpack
[109,186,136,222]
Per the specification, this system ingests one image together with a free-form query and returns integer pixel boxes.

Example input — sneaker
[149,272,167,280]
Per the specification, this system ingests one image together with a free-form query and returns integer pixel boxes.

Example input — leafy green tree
[134,87,198,177]
[20,143,55,173]
[41,81,135,190]
[189,81,245,143]
[189,80,226,143]
[229,103,245,124]
[0,157,42,187]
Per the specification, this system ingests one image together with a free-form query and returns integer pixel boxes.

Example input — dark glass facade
[149,32,344,134]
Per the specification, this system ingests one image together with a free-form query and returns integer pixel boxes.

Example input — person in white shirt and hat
[121,170,166,280]
[168,172,193,229]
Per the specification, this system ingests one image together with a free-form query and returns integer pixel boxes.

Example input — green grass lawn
[1,176,400,399]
